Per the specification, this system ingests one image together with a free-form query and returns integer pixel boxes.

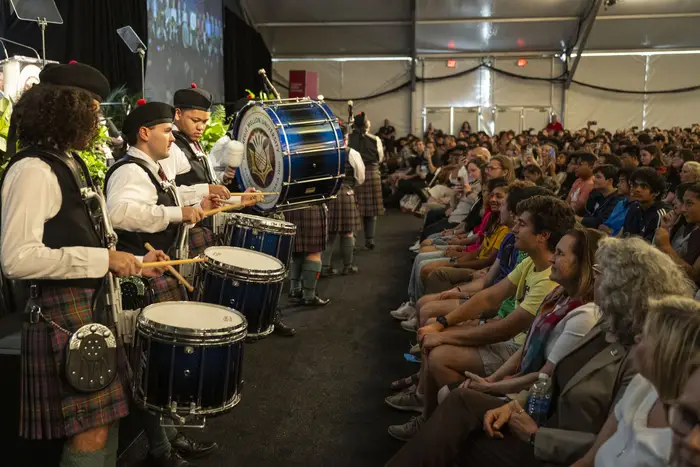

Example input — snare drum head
[205,246,285,273]
[140,302,246,332]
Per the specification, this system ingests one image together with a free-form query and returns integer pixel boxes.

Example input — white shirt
[544,301,599,365]
[595,375,672,467]
[1,157,109,280]
[348,148,366,185]
[106,147,186,233]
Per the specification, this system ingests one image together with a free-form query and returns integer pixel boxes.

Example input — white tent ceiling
[241,0,700,57]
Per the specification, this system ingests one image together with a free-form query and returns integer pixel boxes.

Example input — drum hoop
[199,260,287,282]
[132,392,241,416]
[230,213,296,235]
[137,302,248,340]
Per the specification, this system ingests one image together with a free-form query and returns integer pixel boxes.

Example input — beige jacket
[512,325,636,465]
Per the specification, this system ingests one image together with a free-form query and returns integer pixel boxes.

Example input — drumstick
[141,257,208,268]
[227,192,280,196]
[203,199,257,217]
[144,242,195,293]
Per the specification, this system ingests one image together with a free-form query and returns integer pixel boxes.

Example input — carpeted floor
[118,210,423,467]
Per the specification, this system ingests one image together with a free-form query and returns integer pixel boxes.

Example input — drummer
[348,111,385,250]
[322,125,365,276]
[105,99,221,302]
[104,99,220,465]
[0,62,169,467]
[160,82,251,257]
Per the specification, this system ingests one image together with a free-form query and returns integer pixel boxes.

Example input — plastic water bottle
[526,373,553,425]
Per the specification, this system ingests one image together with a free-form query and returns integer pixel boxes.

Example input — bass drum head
[139,302,247,336]
[204,246,285,273]
[234,104,284,211]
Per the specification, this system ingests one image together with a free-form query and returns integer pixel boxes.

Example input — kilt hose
[20,287,130,440]
[284,204,329,253]
[328,184,362,234]
[188,225,216,258]
[355,164,385,217]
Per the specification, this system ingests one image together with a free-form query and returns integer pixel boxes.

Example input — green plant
[78,125,110,187]
[200,104,230,153]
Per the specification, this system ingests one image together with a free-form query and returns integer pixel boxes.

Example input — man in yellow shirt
[386,195,576,441]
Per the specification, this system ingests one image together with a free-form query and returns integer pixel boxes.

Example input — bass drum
[231,98,346,212]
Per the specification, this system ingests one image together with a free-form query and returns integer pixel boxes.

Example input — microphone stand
[137,47,146,98]
[38,17,47,65]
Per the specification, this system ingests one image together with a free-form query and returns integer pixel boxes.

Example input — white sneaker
[408,240,421,252]
[390,302,416,321]
[401,316,418,332]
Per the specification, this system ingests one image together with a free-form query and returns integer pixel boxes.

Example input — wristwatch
[437,316,449,329]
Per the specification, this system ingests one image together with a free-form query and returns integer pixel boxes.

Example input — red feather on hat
[69,60,78,64]
[136,98,147,106]
[191,83,197,88]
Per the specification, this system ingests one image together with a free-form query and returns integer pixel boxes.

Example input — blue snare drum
[131,302,247,418]
[232,98,347,212]
[223,213,296,268]
[194,246,286,338]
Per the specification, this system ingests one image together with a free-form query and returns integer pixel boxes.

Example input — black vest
[172,131,215,186]
[104,156,181,256]
[348,131,379,166]
[1,147,105,289]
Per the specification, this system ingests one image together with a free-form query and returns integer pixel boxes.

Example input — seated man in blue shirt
[600,167,634,236]
[578,164,624,229]
[620,167,668,242]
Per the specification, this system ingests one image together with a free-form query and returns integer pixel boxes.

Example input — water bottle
[526,373,552,425]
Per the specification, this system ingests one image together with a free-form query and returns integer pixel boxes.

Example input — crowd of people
[374,118,700,467]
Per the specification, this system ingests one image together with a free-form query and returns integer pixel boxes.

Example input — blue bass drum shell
[231,98,347,212]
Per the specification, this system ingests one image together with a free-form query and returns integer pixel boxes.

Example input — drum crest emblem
[247,129,275,186]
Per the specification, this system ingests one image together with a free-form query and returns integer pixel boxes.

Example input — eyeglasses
[667,403,700,438]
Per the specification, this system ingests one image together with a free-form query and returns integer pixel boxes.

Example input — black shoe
[320,267,338,278]
[146,450,194,467]
[288,289,302,299]
[342,265,359,275]
[301,295,331,307]
[273,320,296,336]
[366,241,376,251]
[170,432,217,459]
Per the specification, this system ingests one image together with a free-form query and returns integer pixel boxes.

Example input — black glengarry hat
[173,83,212,111]
[122,99,175,139]
[39,60,110,102]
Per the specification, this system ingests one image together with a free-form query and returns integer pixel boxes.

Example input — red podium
[288,70,318,99]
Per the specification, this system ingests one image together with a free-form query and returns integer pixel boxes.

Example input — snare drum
[194,246,286,338]
[131,302,247,417]
[231,98,347,212]
[223,213,296,267]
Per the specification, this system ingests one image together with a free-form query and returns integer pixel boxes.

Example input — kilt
[150,273,187,303]
[188,225,215,258]
[284,204,329,253]
[20,287,130,440]
[328,184,362,234]
[355,164,385,217]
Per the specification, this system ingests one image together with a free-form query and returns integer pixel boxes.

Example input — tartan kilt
[188,225,216,258]
[328,184,362,234]
[149,274,187,303]
[355,165,385,217]
[284,204,329,253]
[20,287,130,440]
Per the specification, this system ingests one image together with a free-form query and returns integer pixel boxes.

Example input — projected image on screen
[146,0,224,104]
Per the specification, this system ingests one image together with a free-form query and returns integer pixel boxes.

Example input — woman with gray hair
[385,237,694,467]
[574,295,700,467]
